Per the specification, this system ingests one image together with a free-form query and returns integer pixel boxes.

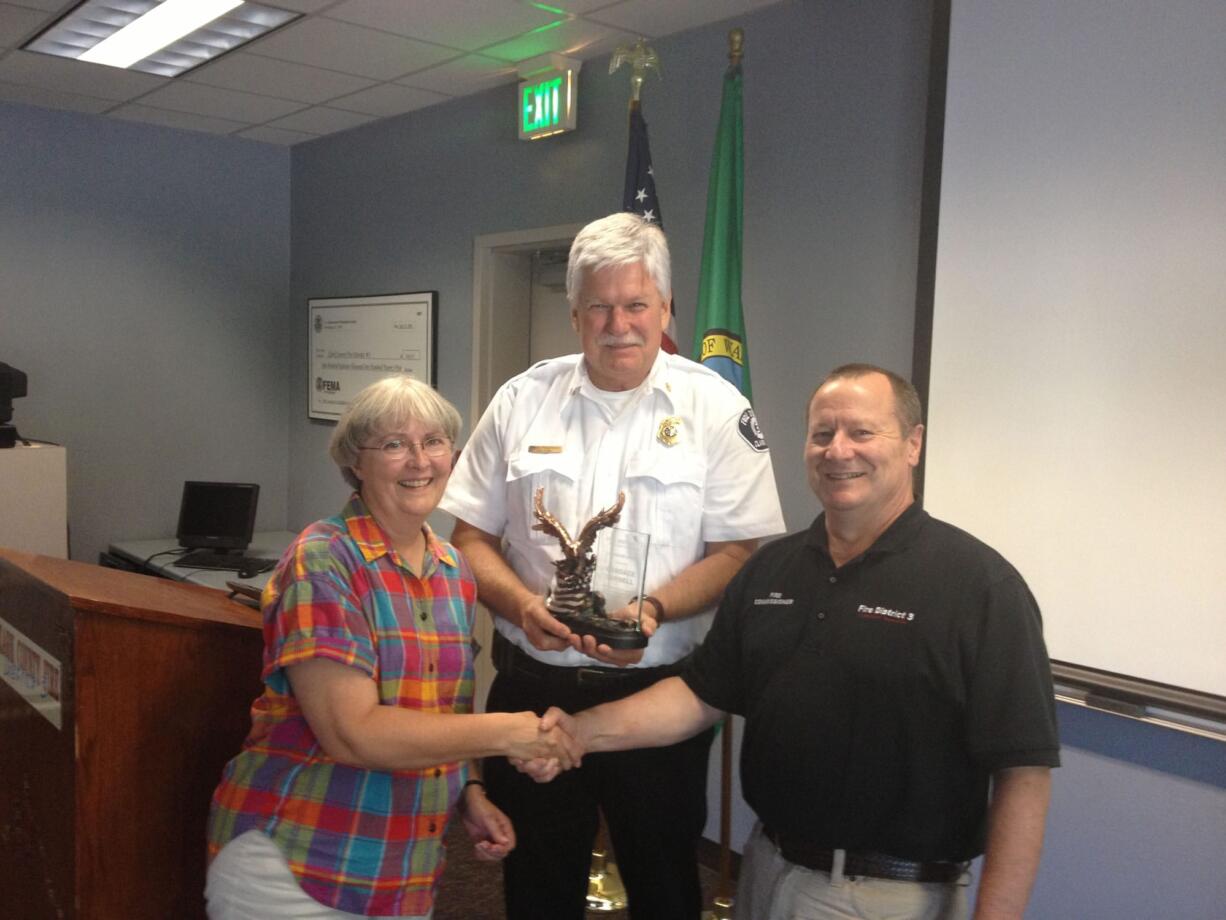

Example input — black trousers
[483,653,716,920]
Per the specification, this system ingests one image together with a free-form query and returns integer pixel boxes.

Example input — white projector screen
[925,0,1226,697]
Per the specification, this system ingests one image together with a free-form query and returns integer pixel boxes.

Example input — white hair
[565,212,671,306]
[328,375,462,490]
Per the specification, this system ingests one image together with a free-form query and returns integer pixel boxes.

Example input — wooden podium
[0,549,264,919]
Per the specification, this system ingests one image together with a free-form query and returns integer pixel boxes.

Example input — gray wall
[286,0,930,532]
[0,101,292,564]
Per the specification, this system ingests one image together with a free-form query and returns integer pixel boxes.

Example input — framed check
[308,291,438,421]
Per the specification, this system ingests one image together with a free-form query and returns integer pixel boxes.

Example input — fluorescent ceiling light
[79,0,243,69]
[24,1,300,78]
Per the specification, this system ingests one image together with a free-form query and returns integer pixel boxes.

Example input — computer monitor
[175,481,259,554]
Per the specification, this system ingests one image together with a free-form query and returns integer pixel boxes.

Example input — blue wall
[0,101,292,564]
[1027,704,1226,918]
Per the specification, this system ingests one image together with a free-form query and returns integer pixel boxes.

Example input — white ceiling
[0,0,782,145]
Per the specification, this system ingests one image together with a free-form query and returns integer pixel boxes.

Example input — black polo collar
[804,501,928,564]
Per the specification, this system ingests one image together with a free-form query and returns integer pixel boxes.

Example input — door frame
[467,222,581,710]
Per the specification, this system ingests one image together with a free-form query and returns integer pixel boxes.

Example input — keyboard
[172,550,277,574]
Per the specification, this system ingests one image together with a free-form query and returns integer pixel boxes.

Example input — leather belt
[763,826,966,884]
[491,630,681,687]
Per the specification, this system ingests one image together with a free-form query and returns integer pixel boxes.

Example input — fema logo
[738,409,768,452]
[315,377,341,392]
[314,314,323,333]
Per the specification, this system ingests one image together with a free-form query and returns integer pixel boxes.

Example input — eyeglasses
[357,435,452,460]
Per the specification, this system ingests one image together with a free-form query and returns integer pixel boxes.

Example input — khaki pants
[206,830,431,920]
[734,823,970,920]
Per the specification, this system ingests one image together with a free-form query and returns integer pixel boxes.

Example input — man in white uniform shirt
[442,212,784,919]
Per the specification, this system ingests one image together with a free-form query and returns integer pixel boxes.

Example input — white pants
[206,830,431,920]
[734,823,969,920]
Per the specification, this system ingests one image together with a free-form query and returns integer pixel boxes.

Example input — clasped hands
[511,706,582,784]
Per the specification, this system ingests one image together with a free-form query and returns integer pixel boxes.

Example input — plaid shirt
[208,494,477,916]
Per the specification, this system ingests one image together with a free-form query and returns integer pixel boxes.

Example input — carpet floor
[433,821,735,919]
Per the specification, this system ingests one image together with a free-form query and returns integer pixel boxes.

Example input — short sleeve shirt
[683,504,1060,861]
[440,351,785,668]
[207,494,478,916]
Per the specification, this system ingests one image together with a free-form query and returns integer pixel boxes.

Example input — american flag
[622,102,678,353]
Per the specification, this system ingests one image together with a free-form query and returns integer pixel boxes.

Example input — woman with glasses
[206,375,579,919]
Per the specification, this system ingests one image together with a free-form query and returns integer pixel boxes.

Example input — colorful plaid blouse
[207,494,478,917]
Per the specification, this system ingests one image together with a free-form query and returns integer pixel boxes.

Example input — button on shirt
[207,495,477,917]
[442,352,785,668]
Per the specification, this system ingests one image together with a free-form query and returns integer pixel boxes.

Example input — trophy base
[556,612,648,649]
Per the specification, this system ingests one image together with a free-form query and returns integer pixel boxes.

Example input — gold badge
[528,445,563,454]
[657,416,682,447]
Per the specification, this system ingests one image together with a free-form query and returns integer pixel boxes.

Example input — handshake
[507,707,587,783]
[498,676,713,782]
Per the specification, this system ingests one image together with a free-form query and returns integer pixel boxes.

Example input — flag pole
[701,28,746,919]
[718,45,743,908]
[583,39,673,915]
[612,38,678,352]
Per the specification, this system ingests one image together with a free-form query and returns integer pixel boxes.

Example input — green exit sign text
[518,66,578,140]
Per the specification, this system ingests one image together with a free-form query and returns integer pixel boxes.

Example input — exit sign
[518,65,578,140]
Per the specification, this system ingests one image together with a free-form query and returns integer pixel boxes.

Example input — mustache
[596,332,646,347]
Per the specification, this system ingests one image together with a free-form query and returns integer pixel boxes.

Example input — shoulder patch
[738,409,769,452]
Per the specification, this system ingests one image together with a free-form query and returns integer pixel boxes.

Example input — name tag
[528,445,563,454]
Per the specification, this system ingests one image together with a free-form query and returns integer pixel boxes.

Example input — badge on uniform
[528,445,563,454]
[738,409,769,452]
[657,416,682,447]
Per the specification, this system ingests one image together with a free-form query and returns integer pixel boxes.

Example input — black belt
[491,630,682,687]
[763,826,966,884]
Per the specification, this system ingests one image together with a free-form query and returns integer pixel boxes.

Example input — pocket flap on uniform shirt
[507,448,581,484]
[623,446,706,488]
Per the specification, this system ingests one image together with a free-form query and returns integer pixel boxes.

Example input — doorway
[468,222,582,709]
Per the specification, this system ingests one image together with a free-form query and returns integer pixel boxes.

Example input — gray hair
[811,363,924,434]
[328,375,462,491]
[565,212,671,307]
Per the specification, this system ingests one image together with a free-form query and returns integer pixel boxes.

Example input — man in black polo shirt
[524,363,1059,919]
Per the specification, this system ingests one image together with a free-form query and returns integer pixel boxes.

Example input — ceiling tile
[550,0,631,13]
[237,124,318,145]
[326,0,560,52]
[588,0,782,38]
[3,0,788,139]
[246,17,455,81]
[329,81,448,117]
[0,50,168,100]
[3,0,63,12]
[479,16,631,64]
[109,103,248,136]
[396,53,516,96]
[266,104,376,134]
[260,0,337,12]
[185,52,377,104]
[0,78,114,113]
[570,28,643,66]
[0,4,47,47]
[138,81,306,123]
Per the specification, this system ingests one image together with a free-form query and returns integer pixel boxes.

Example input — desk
[0,548,264,918]
[107,530,298,592]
